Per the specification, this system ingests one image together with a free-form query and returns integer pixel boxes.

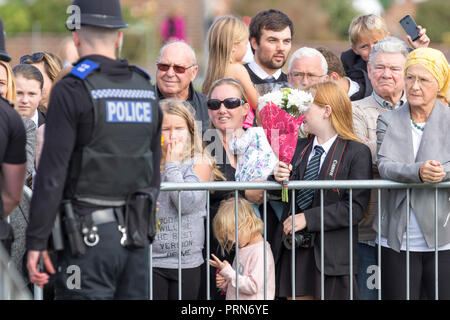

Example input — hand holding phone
[399,15,420,41]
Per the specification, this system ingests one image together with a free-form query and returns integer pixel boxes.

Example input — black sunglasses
[20,52,45,64]
[207,98,245,110]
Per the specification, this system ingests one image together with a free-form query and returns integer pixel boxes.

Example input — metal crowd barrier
[16,180,450,300]
[0,185,33,300]
[159,180,450,301]
[0,241,33,300]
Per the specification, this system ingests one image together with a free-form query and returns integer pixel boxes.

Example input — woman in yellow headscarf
[375,47,450,300]
[405,47,449,105]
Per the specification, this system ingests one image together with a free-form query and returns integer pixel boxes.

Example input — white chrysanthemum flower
[258,90,285,111]
[258,88,314,115]
[286,89,314,113]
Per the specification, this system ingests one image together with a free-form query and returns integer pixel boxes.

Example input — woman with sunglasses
[20,51,63,111]
[203,78,273,300]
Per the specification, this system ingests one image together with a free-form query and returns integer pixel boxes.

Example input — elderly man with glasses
[155,40,209,134]
[287,47,329,89]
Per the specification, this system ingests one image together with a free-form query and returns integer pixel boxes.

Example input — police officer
[0,95,27,255]
[25,0,162,299]
[0,17,27,255]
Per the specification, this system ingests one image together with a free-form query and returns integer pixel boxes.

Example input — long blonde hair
[308,81,361,142]
[202,15,249,95]
[0,61,16,103]
[213,196,264,254]
[160,99,225,181]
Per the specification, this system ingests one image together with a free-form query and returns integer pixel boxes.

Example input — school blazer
[376,100,450,252]
[271,137,372,276]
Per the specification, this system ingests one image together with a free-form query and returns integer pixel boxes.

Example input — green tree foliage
[379,0,395,10]
[0,1,32,34]
[416,0,450,44]
[28,0,72,33]
[320,0,358,40]
[0,0,137,35]
[0,0,70,35]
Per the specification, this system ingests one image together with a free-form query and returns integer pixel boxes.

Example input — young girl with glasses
[202,15,259,128]
[210,196,275,300]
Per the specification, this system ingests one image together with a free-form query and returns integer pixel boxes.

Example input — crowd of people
[0,1,449,301]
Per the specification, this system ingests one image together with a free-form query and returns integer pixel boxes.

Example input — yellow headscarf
[405,47,450,98]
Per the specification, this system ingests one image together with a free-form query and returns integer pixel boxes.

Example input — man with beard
[245,9,294,85]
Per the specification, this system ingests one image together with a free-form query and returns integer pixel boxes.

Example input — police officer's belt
[91,208,122,225]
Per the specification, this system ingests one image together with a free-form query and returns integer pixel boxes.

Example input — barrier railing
[159,180,450,301]
[16,180,450,300]
[0,242,33,300]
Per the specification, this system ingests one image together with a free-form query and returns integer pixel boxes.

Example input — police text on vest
[106,100,152,123]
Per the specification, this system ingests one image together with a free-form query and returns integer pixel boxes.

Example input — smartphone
[399,15,420,41]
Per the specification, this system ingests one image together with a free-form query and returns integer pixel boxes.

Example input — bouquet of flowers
[257,85,314,202]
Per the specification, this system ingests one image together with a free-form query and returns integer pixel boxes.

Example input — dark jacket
[341,49,373,101]
[37,110,46,127]
[156,83,210,134]
[271,137,372,276]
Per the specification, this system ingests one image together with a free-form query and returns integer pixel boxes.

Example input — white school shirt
[307,134,338,171]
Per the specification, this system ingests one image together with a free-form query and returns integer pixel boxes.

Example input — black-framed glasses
[20,52,45,64]
[156,63,195,74]
[206,98,245,110]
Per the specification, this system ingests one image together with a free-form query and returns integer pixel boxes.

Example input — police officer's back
[25,0,162,299]
[0,96,27,255]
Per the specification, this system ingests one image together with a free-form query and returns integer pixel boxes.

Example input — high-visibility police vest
[64,59,159,206]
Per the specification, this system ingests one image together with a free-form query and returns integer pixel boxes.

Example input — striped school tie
[296,145,325,211]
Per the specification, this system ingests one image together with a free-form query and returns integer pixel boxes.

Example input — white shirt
[379,122,450,251]
[307,134,338,170]
[247,61,283,81]
[346,77,360,97]
[30,110,39,129]
[242,42,254,64]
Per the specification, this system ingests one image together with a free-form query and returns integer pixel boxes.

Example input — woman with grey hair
[376,47,450,300]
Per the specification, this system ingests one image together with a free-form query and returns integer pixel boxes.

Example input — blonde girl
[210,196,275,300]
[202,15,259,127]
[152,99,222,300]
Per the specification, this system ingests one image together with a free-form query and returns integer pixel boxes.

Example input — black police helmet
[70,0,128,30]
[0,18,11,62]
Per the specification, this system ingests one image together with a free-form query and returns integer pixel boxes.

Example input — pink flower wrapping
[260,101,305,164]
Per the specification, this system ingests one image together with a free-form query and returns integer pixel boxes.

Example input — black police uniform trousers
[54,219,149,300]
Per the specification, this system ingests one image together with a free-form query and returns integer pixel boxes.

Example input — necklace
[410,115,425,131]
